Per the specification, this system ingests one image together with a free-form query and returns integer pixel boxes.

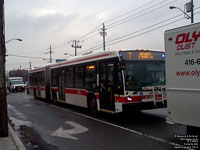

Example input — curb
[8,124,26,150]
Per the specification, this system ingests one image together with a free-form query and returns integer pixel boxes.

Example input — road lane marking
[9,116,32,130]
[50,121,88,140]
[43,103,183,148]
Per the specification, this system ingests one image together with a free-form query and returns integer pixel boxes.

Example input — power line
[76,24,102,40]
[49,0,175,51]
[82,11,200,53]
[6,60,43,65]
[51,41,71,49]
[106,6,200,45]
[106,13,183,44]
[51,0,161,48]
[80,42,102,54]
[104,0,158,24]
[7,54,51,60]
[82,6,200,53]
[106,0,167,27]
[78,0,179,50]
[106,18,185,48]
[78,0,172,45]
[81,13,182,53]
[107,0,179,29]
[81,32,99,41]
[51,24,102,49]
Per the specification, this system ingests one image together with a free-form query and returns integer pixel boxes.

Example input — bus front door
[59,69,65,102]
[99,62,115,112]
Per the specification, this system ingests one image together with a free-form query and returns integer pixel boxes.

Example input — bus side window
[85,64,96,91]
[66,67,74,88]
[75,66,84,88]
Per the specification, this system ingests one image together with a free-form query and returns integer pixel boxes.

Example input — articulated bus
[28,50,167,113]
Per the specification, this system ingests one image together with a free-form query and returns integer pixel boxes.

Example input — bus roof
[29,49,164,73]
[50,50,118,69]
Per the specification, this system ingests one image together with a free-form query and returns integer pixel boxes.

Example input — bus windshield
[124,61,165,91]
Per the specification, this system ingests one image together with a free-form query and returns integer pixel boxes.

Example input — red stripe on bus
[115,94,163,103]
[65,89,88,96]
[115,96,142,103]
[50,87,59,92]
[95,93,99,99]
[155,94,162,100]
[51,53,111,68]
[40,87,45,91]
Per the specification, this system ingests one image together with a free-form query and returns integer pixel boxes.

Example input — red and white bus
[28,50,167,113]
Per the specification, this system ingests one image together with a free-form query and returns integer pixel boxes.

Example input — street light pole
[100,23,107,51]
[0,0,8,137]
[169,0,194,24]
[191,0,194,23]
[169,6,191,19]
[5,38,22,44]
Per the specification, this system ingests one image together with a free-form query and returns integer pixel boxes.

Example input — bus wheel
[88,96,97,114]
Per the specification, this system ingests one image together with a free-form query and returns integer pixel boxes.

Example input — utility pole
[191,0,194,23]
[45,45,53,63]
[169,0,194,24]
[20,65,22,77]
[185,0,194,23]
[29,60,32,70]
[100,23,107,51]
[50,45,52,63]
[71,40,81,56]
[0,0,8,137]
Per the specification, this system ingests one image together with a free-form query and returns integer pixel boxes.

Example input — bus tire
[88,95,97,114]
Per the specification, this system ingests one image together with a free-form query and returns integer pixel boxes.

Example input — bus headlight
[127,96,132,101]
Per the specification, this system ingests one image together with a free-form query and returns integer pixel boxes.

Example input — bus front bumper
[122,100,167,111]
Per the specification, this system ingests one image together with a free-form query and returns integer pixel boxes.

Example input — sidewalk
[0,124,26,150]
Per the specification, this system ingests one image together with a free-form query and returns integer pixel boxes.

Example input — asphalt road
[7,92,186,150]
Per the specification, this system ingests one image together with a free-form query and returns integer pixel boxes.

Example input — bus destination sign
[120,51,165,61]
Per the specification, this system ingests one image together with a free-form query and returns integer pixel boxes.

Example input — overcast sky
[4,0,200,71]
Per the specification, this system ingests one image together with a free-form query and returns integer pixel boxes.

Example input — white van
[165,23,200,135]
[8,77,25,92]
